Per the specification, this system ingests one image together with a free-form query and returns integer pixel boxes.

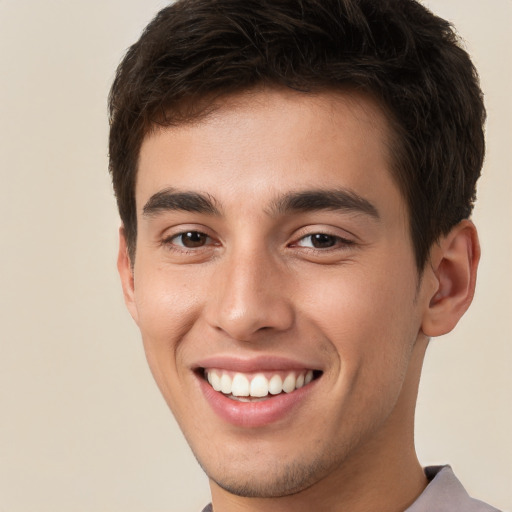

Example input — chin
[194,445,338,499]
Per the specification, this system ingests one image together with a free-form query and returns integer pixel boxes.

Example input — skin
[118,88,479,512]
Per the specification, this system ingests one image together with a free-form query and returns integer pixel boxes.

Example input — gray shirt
[201,466,501,512]
[406,466,500,512]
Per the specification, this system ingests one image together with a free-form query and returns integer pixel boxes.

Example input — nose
[206,246,295,342]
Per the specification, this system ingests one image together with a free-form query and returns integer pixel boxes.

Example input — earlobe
[421,220,480,337]
[117,226,139,324]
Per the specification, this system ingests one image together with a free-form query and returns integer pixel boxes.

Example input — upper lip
[193,355,322,373]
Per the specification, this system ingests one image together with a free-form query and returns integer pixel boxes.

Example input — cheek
[132,268,209,425]
[299,256,420,374]
[131,265,205,392]
[134,266,201,337]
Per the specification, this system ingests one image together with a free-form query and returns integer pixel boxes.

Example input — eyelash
[292,233,355,251]
[161,230,354,253]
[161,231,217,252]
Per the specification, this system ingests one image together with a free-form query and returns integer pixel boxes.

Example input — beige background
[0,1,510,511]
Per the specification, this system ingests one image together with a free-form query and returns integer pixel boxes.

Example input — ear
[421,220,480,337]
[117,226,139,325]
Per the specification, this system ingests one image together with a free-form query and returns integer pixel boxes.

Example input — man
[108,0,499,510]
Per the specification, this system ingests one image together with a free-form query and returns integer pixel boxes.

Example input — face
[120,88,434,498]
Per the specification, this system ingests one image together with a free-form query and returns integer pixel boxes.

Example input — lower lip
[197,375,317,428]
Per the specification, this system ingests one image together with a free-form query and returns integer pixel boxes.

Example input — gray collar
[405,465,500,512]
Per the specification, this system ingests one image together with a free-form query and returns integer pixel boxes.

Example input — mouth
[194,357,323,427]
[200,368,322,402]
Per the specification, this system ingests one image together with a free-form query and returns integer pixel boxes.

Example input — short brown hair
[109,0,485,269]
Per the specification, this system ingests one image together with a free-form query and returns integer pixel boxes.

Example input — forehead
[136,87,401,215]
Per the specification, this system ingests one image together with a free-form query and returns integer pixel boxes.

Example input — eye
[295,233,352,249]
[168,231,211,248]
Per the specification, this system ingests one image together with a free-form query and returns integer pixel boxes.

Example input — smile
[195,357,323,427]
[204,369,315,401]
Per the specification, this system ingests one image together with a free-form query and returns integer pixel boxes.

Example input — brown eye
[297,233,338,249]
[294,232,354,250]
[310,234,337,248]
[175,231,209,248]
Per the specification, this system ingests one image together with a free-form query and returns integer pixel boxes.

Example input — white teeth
[220,373,232,394]
[205,369,317,398]
[268,374,283,395]
[231,373,250,397]
[209,371,222,391]
[282,373,296,393]
[250,374,269,397]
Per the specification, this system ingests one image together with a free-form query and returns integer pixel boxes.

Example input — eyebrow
[269,189,380,219]
[142,188,220,217]
[142,187,379,220]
